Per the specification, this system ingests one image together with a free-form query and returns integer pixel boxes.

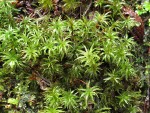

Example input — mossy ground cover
[0,0,149,113]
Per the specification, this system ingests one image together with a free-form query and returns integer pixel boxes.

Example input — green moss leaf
[8,98,19,105]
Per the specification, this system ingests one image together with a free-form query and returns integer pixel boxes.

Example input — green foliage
[136,1,150,27]
[77,45,101,77]
[45,86,62,108]
[94,0,104,7]
[38,0,54,10]
[42,107,64,113]
[8,98,19,105]
[104,70,121,86]
[117,90,142,113]
[78,81,100,109]
[0,0,16,28]
[63,0,79,12]
[136,1,150,15]
[61,91,78,110]
[105,0,125,16]
[0,1,148,113]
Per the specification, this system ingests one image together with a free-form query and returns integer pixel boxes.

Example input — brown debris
[122,6,144,44]
[0,91,3,100]
[12,0,36,18]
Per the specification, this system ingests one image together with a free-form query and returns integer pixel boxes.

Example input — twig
[34,70,51,86]
[143,15,150,23]
[83,0,92,17]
